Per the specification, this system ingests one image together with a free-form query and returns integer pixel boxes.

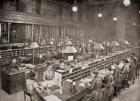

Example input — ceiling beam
[88,0,123,5]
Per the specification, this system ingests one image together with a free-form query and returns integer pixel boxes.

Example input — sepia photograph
[0,0,140,101]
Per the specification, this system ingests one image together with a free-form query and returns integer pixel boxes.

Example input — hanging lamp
[29,42,39,48]
[123,0,130,7]
[98,5,103,18]
[113,17,118,21]
[72,0,78,12]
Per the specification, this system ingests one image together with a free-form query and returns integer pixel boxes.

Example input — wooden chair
[23,72,33,101]
[23,87,45,101]
[24,89,33,101]
[23,72,44,101]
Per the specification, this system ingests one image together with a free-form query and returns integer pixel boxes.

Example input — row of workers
[84,53,139,101]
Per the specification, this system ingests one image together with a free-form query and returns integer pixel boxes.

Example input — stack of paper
[43,95,62,101]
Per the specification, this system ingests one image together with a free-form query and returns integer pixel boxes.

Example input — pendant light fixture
[98,5,103,18]
[98,13,102,18]
[113,17,117,21]
[72,0,78,12]
[133,22,136,26]
[123,0,130,7]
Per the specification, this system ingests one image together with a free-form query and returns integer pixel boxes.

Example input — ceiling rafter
[87,0,123,5]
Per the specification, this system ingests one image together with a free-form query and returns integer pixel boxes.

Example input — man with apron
[85,68,104,101]
[103,67,114,101]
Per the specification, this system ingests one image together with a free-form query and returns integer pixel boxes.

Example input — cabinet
[2,71,25,94]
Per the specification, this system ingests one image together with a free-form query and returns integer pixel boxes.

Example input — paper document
[43,95,62,101]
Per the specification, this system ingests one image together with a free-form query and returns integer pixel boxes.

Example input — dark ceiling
[53,0,139,6]
[65,0,85,4]
[0,0,140,6]
[63,0,140,5]
[54,0,86,4]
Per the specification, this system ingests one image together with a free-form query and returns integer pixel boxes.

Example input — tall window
[0,22,9,44]
[0,22,26,44]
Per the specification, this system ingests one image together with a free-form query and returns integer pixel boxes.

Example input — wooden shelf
[61,49,134,81]
[0,43,26,48]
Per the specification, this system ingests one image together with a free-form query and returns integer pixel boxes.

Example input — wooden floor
[0,76,140,101]
[113,77,140,101]
[0,76,24,101]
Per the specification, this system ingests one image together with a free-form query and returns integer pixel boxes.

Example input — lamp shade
[66,40,73,45]
[119,39,130,45]
[62,46,77,53]
[88,39,93,43]
[102,41,110,46]
[111,41,119,46]
[124,40,130,45]
[29,42,39,48]
[93,43,104,50]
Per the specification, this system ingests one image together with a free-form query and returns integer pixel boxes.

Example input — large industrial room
[0,0,140,101]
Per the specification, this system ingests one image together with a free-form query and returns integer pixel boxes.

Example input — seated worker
[85,68,104,101]
[131,53,138,65]
[59,60,66,70]
[43,64,62,94]
[72,59,78,66]
[121,59,130,89]
[45,50,53,61]
[34,53,46,64]
[5,58,20,74]
[26,71,45,101]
